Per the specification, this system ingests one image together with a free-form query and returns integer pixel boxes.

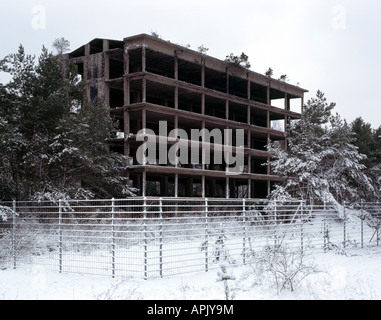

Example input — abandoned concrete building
[65,33,308,198]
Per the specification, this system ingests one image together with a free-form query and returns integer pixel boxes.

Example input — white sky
[0,0,380,128]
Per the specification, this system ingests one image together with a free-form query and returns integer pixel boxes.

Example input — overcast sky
[1,0,380,128]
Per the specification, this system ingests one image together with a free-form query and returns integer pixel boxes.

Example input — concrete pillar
[124,78,130,106]
[226,177,230,199]
[174,53,178,80]
[201,58,205,87]
[201,175,206,198]
[174,86,178,109]
[142,46,146,72]
[175,174,179,198]
[124,111,130,157]
[201,93,205,115]
[142,77,146,103]
[123,47,129,75]
[142,108,146,133]
[226,68,229,94]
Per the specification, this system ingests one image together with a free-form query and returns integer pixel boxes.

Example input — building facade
[65,34,308,198]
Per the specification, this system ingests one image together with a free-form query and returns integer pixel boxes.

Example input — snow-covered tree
[267,91,374,214]
[351,118,381,198]
[0,44,134,201]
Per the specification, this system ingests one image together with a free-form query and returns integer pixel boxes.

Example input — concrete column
[201,93,205,115]
[123,48,129,75]
[142,46,146,72]
[142,77,146,103]
[201,58,205,87]
[201,120,205,169]
[175,173,179,198]
[142,108,146,135]
[226,68,229,94]
[85,43,90,56]
[285,93,290,111]
[124,111,130,157]
[201,175,206,198]
[124,78,130,106]
[174,86,178,109]
[174,51,178,80]
[226,177,230,199]
[104,53,110,80]
[104,82,110,107]
[247,76,251,100]
[103,39,109,51]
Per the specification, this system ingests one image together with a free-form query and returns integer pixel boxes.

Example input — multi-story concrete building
[65,34,308,198]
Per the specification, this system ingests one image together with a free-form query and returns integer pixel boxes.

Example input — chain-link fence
[0,198,380,279]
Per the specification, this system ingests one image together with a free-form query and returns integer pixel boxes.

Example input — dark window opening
[90,86,98,101]
[110,88,124,108]
[250,82,268,104]
[178,59,201,86]
[205,67,227,93]
[89,39,104,55]
[252,180,268,199]
[251,136,267,151]
[229,75,247,99]
[205,95,225,119]
[130,79,143,104]
[146,80,175,108]
[229,101,247,123]
[251,157,267,174]
[146,49,175,78]
[109,58,124,79]
[250,108,267,127]
[128,48,143,73]
[178,88,201,114]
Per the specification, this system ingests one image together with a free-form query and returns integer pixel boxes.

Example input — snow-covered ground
[1,246,381,300]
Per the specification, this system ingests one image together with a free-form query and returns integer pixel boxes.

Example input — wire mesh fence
[0,198,380,279]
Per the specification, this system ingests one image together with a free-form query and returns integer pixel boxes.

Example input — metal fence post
[323,199,327,253]
[12,200,16,270]
[274,200,277,247]
[376,200,380,247]
[361,199,364,249]
[343,201,346,248]
[143,196,148,280]
[59,200,63,273]
[111,198,115,278]
[159,197,163,278]
[242,199,246,264]
[300,200,304,255]
[205,198,209,272]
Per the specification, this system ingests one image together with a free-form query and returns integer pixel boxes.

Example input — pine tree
[351,118,381,198]
[0,44,133,201]
[268,91,374,212]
